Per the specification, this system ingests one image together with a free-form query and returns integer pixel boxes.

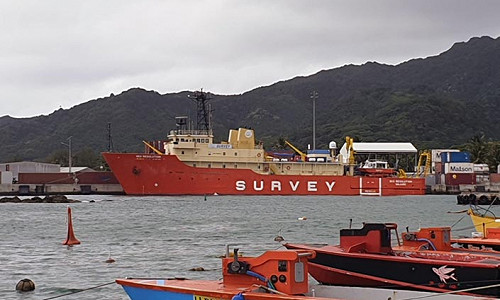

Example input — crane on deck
[284,140,307,161]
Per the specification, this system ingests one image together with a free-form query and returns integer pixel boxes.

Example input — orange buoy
[63,206,81,245]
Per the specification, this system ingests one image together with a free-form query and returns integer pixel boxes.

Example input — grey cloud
[0,0,499,117]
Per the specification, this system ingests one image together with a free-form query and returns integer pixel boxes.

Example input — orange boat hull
[102,153,425,196]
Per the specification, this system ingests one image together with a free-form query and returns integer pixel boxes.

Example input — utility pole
[310,91,319,150]
[61,136,72,173]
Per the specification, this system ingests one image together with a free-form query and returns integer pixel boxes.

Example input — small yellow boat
[468,208,500,237]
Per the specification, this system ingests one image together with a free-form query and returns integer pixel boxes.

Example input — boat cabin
[401,227,452,251]
[222,249,315,295]
[339,223,396,254]
[358,160,396,177]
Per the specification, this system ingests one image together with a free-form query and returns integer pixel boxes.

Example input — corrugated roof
[60,167,95,173]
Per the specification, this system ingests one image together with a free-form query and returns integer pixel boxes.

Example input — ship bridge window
[223,152,226,156]
[196,138,200,142]
[205,139,209,143]
[181,138,185,142]
[193,164,196,167]
[235,152,238,156]
[182,151,185,154]
[223,164,226,168]
[234,164,237,168]
[208,164,211,168]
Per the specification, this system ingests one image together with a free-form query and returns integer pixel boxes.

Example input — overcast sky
[1,1,499,118]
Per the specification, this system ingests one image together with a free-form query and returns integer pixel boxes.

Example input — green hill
[0,35,499,164]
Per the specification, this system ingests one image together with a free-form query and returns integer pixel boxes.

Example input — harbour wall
[0,183,123,196]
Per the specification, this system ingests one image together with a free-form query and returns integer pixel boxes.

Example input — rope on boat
[449,214,466,229]
[399,282,500,300]
[41,281,115,300]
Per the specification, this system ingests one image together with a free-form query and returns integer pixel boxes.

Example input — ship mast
[188,89,213,134]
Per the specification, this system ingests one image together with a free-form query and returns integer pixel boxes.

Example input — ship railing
[169,129,213,136]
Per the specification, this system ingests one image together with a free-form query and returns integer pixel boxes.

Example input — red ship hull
[102,153,425,196]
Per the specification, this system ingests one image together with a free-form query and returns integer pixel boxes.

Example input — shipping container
[474,164,489,173]
[451,151,471,162]
[441,151,471,163]
[491,173,500,183]
[475,174,490,183]
[433,162,443,174]
[425,174,436,186]
[444,162,474,174]
[432,149,459,163]
[445,173,476,186]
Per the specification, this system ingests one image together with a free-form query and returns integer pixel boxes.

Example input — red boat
[285,223,500,297]
[103,91,425,196]
[452,227,500,252]
[116,247,484,300]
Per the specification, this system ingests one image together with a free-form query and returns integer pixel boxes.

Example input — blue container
[440,151,471,163]
[449,151,471,163]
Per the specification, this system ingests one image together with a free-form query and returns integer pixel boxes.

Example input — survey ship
[103,91,425,196]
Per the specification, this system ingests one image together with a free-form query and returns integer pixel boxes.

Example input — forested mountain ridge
[0,35,499,164]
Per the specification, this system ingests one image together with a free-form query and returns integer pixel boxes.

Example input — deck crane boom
[284,140,307,161]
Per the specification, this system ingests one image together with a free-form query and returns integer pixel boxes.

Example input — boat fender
[479,195,489,205]
[232,293,245,300]
[469,193,476,203]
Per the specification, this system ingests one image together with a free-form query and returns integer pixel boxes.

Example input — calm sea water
[0,195,495,300]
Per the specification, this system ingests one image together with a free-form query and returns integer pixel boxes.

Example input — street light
[61,136,72,173]
[310,91,319,150]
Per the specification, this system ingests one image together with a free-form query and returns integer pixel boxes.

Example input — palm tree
[464,134,488,163]
[486,142,500,173]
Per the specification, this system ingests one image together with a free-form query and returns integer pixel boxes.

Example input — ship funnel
[63,206,81,246]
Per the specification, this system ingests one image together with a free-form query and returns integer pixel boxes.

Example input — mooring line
[400,282,500,300]
[41,281,115,300]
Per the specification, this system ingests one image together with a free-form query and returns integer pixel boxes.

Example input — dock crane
[284,140,307,161]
